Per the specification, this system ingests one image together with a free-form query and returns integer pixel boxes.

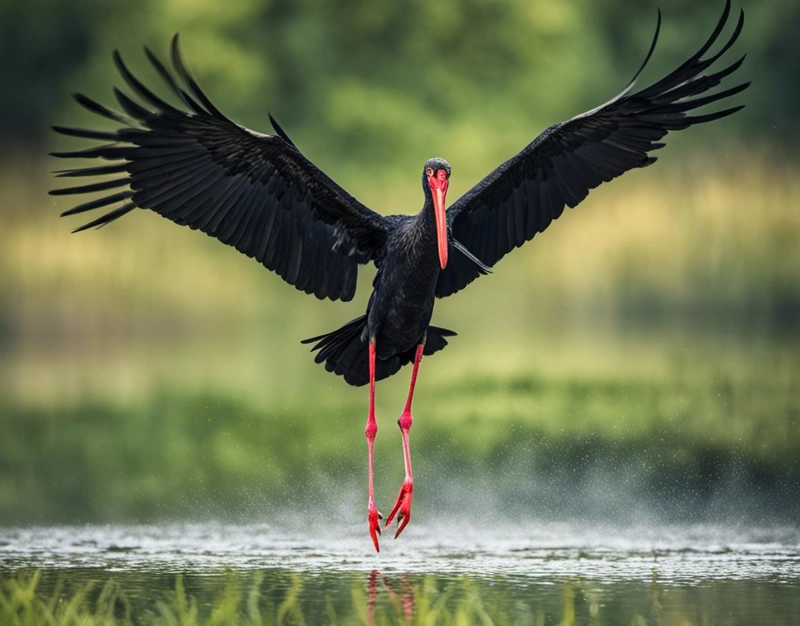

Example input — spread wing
[51,35,388,302]
[437,0,748,298]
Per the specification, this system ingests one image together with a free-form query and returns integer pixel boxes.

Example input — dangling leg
[385,343,424,538]
[366,339,382,552]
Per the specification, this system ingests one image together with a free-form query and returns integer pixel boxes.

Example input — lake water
[2,522,798,624]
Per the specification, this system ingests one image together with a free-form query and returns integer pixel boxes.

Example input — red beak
[428,170,449,269]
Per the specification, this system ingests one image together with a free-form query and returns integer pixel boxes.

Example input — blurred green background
[0,0,798,526]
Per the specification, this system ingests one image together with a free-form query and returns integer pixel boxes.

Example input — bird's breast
[368,238,441,357]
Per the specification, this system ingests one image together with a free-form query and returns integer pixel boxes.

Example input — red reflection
[367,570,415,625]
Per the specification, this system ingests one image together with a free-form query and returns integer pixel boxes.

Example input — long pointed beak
[430,175,449,269]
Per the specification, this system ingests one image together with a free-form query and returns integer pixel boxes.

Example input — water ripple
[1,522,798,583]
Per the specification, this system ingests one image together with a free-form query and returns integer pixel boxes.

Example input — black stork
[51,1,747,551]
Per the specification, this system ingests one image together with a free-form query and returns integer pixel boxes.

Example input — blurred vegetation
[1,0,798,171]
[2,373,798,525]
[1,0,799,528]
[3,568,800,625]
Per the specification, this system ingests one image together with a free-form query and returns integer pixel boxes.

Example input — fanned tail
[301,316,456,387]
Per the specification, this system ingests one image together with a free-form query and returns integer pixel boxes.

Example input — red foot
[385,480,413,538]
[368,500,383,552]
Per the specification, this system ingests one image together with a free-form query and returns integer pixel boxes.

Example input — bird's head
[423,157,451,269]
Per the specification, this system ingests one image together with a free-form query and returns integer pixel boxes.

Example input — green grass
[0,569,525,626]
[3,567,800,626]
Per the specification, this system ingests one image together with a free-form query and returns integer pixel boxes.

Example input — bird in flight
[51,0,747,551]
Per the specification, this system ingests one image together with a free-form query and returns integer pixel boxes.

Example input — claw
[368,500,383,552]
[385,480,413,538]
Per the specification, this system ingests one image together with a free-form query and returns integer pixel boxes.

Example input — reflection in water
[368,570,415,625]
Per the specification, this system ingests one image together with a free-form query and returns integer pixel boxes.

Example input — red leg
[366,340,382,552]
[386,343,424,538]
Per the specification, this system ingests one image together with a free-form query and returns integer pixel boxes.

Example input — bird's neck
[416,197,439,243]
[391,200,439,260]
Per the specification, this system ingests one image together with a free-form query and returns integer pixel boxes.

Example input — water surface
[2,522,798,624]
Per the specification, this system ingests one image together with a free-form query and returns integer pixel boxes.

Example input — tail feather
[301,316,456,387]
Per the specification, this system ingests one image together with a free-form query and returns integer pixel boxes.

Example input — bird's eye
[426,168,434,177]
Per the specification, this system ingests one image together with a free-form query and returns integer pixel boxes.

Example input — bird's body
[302,160,457,387]
[369,214,440,359]
[51,1,748,551]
